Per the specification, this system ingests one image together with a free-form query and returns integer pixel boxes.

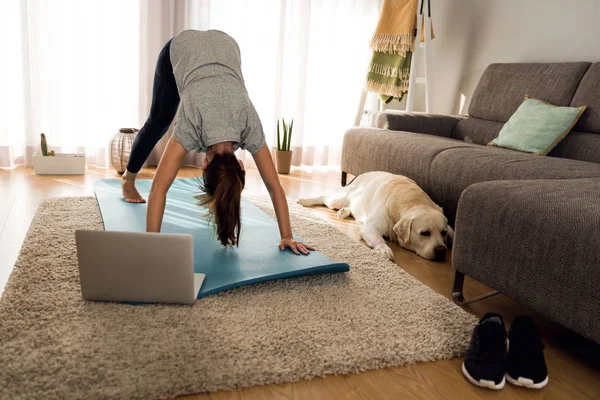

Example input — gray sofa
[341,62,600,344]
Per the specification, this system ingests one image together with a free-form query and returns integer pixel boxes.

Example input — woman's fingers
[297,243,310,255]
[296,242,314,254]
[280,240,314,255]
[290,243,300,255]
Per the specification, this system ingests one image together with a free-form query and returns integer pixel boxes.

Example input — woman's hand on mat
[279,237,315,255]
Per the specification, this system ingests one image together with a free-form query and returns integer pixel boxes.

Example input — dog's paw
[337,207,351,219]
[375,245,394,260]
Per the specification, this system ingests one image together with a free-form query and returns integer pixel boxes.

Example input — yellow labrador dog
[297,171,453,261]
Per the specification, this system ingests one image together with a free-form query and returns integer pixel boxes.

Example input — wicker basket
[110,128,139,174]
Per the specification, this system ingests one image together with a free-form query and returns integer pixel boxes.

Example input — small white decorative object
[32,153,86,175]
[110,128,139,175]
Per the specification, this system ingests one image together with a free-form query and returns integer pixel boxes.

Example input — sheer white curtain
[1,0,381,169]
[168,0,383,168]
[0,0,140,168]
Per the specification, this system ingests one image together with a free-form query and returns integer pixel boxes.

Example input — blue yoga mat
[94,178,349,298]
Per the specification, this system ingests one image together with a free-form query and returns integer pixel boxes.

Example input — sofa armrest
[371,112,465,138]
[452,178,600,343]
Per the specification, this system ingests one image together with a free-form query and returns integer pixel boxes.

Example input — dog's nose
[434,245,447,261]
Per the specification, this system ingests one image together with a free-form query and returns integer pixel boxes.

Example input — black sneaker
[462,312,507,389]
[505,315,549,389]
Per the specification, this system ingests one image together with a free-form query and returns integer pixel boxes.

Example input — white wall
[393,0,600,115]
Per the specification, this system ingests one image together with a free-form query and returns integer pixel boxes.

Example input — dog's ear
[393,216,413,246]
[446,225,455,249]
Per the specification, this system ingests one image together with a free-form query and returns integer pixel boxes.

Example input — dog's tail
[296,196,325,207]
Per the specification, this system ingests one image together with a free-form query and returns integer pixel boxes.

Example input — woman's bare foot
[121,171,146,203]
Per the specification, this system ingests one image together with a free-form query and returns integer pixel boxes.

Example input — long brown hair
[196,152,246,246]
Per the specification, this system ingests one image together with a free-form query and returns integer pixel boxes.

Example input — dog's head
[393,206,453,261]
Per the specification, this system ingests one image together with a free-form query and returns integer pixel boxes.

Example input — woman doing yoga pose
[122,29,313,254]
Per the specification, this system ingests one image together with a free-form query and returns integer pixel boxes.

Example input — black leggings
[127,39,180,173]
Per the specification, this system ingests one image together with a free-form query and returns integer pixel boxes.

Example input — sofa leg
[341,171,347,187]
[452,270,500,305]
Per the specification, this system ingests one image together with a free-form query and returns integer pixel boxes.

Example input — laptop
[75,230,204,305]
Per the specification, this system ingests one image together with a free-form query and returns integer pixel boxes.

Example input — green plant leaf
[40,133,48,156]
[282,118,288,152]
[287,119,293,151]
[277,119,281,151]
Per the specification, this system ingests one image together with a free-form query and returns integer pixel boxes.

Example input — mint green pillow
[489,96,586,155]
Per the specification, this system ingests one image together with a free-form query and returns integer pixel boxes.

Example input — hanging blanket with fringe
[366,0,433,103]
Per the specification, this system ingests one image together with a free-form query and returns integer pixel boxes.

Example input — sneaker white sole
[505,373,549,389]
[462,362,505,390]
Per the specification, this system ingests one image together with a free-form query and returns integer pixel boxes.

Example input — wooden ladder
[354,0,433,126]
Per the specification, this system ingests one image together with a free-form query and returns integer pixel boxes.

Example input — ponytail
[196,153,246,246]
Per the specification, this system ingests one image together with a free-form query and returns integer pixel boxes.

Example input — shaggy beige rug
[0,195,477,400]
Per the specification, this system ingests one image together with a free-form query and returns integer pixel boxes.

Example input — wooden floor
[1,165,599,399]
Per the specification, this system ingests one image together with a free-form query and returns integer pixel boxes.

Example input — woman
[122,30,313,254]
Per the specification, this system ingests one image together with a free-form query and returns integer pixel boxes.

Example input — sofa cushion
[451,118,504,145]
[468,62,591,123]
[570,63,600,134]
[453,118,600,164]
[548,131,600,164]
[341,128,479,192]
[428,146,600,224]
[371,112,464,137]
[488,96,586,155]
[452,178,600,343]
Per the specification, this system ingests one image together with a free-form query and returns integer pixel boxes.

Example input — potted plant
[276,118,294,174]
[32,133,86,175]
